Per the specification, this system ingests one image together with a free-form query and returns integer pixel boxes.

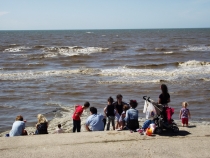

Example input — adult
[125,100,139,131]
[9,115,27,137]
[158,84,170,105]
[113,94,127,129]
[35,114,48,134]
[85,107,104,131]
[158,84,171,123]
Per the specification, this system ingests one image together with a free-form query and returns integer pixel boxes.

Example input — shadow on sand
[157,129,191,137]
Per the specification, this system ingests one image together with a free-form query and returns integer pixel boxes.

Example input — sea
[0,28,210,133]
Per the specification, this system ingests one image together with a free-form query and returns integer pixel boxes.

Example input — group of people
[8,84,191,137]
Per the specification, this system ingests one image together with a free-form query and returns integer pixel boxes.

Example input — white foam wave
[202,78,210,81]
[164,51,173,54]
[3,46,31,52]
[1,64,210,83]
[86,32,93,34]
[179,60,210,67]
[0,69,80,80]
[98,79,161,84]
[183,45,210,51]
[44,46,109,57]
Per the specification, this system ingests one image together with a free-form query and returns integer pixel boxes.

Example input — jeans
[142,120,154,130]
[73,119,81,132]
[106,116,115,130]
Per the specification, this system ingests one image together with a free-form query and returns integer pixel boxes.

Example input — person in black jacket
[104,97,115,130]
[35,114,48,134]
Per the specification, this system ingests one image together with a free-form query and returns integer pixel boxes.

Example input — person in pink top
[179,102,191,127]
[72,102,90,132]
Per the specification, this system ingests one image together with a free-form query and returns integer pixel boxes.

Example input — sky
[0,0,210,30]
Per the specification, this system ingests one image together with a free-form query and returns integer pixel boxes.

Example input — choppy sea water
[0,29,210,133]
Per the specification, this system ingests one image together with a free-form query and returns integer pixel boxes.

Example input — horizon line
[0,27,210,31]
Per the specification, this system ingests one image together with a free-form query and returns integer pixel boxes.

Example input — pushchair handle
[143,96,151,102]
[143,96,147,100]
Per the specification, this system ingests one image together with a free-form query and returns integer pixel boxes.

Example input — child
[55,124,64,134]
[118,104,130,130]
[125,100,139,132]
[179,102,191,127]
[72,102,90,132]
[104,97,115,130]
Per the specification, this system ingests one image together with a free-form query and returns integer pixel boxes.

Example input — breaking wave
[43,46,109,57]
[183,45,210,51]
[179,60,210,67]
[3,46,31,52]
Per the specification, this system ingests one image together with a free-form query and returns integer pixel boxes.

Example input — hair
[90,107,97,114]
[58,124,61,128]
[123,104,130,112]
[130,100,138,108]
[116,94,123,99]
[182,102,189,108]
[37,114,48,123]
[161,84,168,95]
[16,115,23,121]
[84,102,90,108]
[108,96,114,104]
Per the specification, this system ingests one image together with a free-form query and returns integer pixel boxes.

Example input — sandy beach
[1,117,210,158]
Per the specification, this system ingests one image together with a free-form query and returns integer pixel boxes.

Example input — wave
[155,47,167,52]
[164,51,173,54]
[125,62,178,69]
[43,46,109,57]
[201,78,210,81]
[98,79,163,84]
[179,60,210,67]
[0,63,210,83]
[3,46,31,52]
[183,45,210,51]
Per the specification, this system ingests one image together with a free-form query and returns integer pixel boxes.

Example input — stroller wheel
[154,127,162,134]
[172,126,179,133]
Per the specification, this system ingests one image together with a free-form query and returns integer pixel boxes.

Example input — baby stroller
[143,96,179,134]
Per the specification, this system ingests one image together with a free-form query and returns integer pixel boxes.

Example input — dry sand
[1,122,210,158]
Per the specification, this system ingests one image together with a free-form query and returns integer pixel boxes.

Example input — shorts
[115,113,120,122]
[182,118,188,125]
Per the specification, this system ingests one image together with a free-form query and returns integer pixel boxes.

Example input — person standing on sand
[113,94,127,129]
[9,115,27,137]
[179,102,191,127]
[72,102,90,133]
[85,107,104,131]
[104,96,115,131]
[158,84,170,105]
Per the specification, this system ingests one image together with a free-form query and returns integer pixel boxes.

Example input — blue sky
[0,0,210,30]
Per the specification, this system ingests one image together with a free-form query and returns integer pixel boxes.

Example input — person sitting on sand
[118,104,130,130]
[125,100,139,132]
[104,96,115,131]
[54,124,64,134]
[9,115,27,137]
[35,114,48,134]
[85,107,104,131]
[72,102,90,133]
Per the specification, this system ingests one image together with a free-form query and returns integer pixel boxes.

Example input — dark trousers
[73,119,81,132]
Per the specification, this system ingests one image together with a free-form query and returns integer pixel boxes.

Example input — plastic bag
[143,101,157,120]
